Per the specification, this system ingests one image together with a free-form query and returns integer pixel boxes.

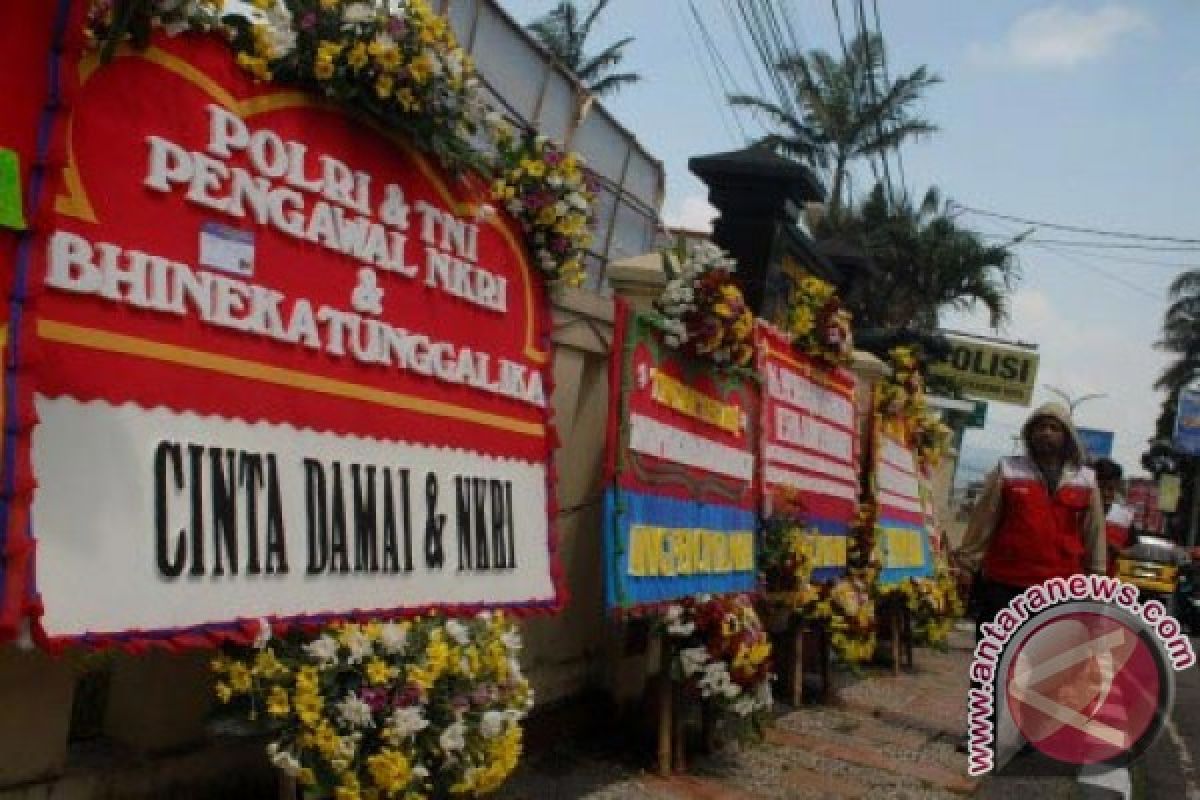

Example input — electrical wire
[954,203,1200,245]
[678,0,742,145]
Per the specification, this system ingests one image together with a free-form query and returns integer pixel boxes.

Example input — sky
[506,0,1200,479]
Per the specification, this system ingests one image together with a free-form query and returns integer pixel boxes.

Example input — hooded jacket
[956,402,1106,581]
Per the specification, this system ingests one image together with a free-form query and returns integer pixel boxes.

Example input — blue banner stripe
[605,489,757,610]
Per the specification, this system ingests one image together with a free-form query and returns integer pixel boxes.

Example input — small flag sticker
[199,222,254,277]
[0,148,27,231]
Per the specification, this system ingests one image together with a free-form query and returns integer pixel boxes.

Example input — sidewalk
[496,625,1078,800]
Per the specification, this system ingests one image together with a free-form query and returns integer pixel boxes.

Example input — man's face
[1098,479,1119,509]
[1029,417,1067,460]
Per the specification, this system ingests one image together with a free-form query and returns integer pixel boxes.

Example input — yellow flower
[375,73,394,98]
[297,768,316,787]
[215,682,233,703]
[236,52,272,82]
[367,749,413,793]
[319,0,340,9]
[395,88,418,112]
[521,158,546,178]
[347,42,369,71]
[228,663,253,693]
[365,658,395,686]
[408,53,433,84]
[267,686,290,717]
[293,691,324,728]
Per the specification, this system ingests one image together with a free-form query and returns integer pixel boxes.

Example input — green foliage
[527,0,641,97]
[729,32,940,215]
[818,184,1020,331]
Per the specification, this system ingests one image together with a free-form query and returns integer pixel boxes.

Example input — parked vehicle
[1115,535,1183,616]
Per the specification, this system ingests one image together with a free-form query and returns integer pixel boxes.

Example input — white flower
[666,619,695,637]
[267,743,304,777]
[262,2,297,58]
[304,635,340,667]
[336,693,376,729]
[679,647,709,676]
[445,619,471,646]
[413,765,431,780]
[480,710,508,739]
[342,629,374,664]
[379,622,408,655]
[386,707,429,741]
[501,630,522,653]
[440,720,467,753]
[547,174,564,189]
[254,618,272,649]
[567,192,588,211]
[731,696,757,716]
[342,2,376,24]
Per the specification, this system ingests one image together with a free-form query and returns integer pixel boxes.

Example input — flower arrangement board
[603,305,759,613]
[872,424,934,587]
[755,323,858,582]
[0,5,563,648]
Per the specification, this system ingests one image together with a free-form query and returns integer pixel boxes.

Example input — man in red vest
[954,403,1106,637]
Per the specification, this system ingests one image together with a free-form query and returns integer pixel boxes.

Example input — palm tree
[819,184,1020,331]
[729,33,939,216]
[527,0,641,98]
[1153,270,1200,435]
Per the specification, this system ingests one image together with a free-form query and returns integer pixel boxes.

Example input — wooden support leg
[790,620,805,707]
[903,607,915,669]
[279,773,296,800]
[657,637,673,777]
[818,623,832,701]
[672,682,687,773]
[889,605,901,677]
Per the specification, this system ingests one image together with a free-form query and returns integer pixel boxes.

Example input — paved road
[1140,635,1200,799]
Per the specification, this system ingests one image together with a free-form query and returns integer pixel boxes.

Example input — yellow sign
[879,527,926,569]
[651,369,741,434]
[1159,473,1181,514]
[627,526,755,577]
[798,532,848,569]
[928,333,1039,407]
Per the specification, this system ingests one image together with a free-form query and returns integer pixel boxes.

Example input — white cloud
[665,195,718,233]
[968,4,1153,69]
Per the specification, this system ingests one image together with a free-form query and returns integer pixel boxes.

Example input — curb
[1078,765,1132,800]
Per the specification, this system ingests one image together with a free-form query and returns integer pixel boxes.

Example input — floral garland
[759,515,822,615]
[808,576,875,666]
[85,0,596,286]
[655,241,755,369]
[212,613,532,799]
[661,594,773,724]
[784,275,854,366]
[489,120,595,288]
[876,346,953,470]
[879,570,964,649]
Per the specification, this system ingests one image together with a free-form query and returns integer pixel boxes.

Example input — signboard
[1077,428,1115,460]
[755,324,857,581]
[1127,479,1164,535]
[1159,474,1181,515]
[965,400,988,429]
[603,308,758,612]
[873,425,933,585]
[1174,389,1200,457]
[1,27,561,646]
[929,332,1039,407]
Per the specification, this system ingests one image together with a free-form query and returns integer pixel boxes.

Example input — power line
[981,235,1200,254]
[1026,241,1166,301]
[687,1,751,143]
[954,203,1200,245]
[678,1,741,146]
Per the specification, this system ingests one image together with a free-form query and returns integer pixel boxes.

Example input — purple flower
[450,694,471,714]
[394,685,422,707]
[389,19,408,37]
[545,151,563,167]
[300,11,317,30]
[470,685,492,706]
[551,236,569,254]
[360,687,390,713]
